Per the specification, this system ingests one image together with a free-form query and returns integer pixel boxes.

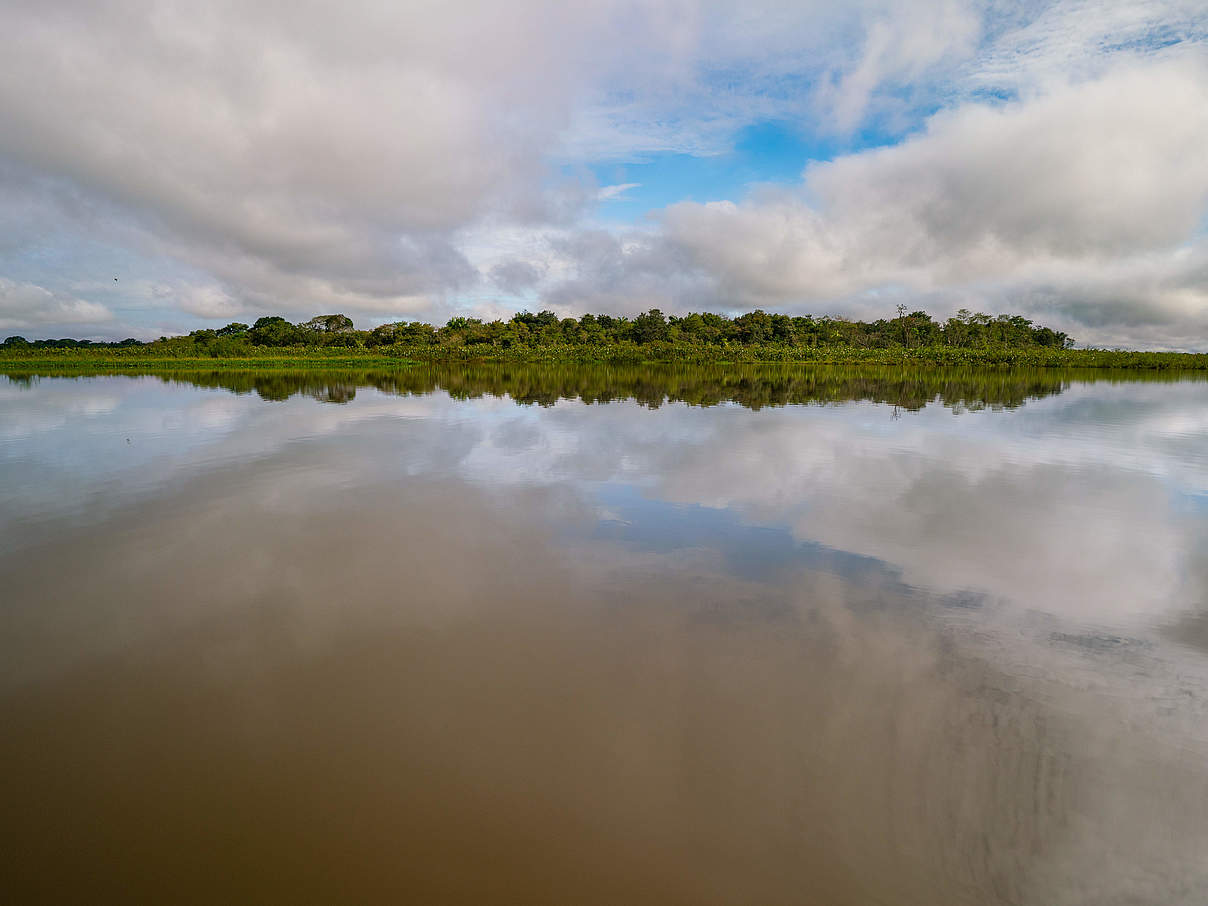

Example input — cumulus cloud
[809,58,1208,262]
[0,0,662,318]
[0,278,113,332]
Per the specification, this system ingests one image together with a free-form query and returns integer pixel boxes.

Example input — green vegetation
[4,307,1206,369]
[6,363,1203,413]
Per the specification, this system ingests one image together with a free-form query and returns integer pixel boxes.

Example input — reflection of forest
[8,364,1204,411]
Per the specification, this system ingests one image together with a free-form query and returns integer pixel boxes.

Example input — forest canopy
[2,307,1074,354]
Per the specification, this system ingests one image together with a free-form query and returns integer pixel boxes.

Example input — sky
[1,0,1207,348]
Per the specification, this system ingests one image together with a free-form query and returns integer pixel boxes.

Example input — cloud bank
[0,0,1206,346]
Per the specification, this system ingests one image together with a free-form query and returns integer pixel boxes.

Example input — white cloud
[175,284,245,320]
[0,0,665,317]
[0,278,113,331]
[809,57,1208,261]
[968,0,1208,94]
[816,0,982,132]
[598,183,641,200]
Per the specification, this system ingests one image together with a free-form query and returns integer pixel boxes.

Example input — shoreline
[3,346,1208,370]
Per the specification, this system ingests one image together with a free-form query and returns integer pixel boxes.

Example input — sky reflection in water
[2,367,1208,904]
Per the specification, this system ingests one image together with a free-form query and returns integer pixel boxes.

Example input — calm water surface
[3,365,1208,904]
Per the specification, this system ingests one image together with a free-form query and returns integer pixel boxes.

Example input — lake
[3,365,1208,904]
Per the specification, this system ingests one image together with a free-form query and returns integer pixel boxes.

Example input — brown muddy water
[2,365,1208,904]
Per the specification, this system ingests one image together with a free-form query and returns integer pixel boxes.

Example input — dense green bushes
[4,307,1206,369]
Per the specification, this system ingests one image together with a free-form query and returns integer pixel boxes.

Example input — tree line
[1,307,1074,354]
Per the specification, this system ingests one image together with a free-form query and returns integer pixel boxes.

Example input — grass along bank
[2,344,1207,370]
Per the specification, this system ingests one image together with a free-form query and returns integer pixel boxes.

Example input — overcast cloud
[1,0,1206,346]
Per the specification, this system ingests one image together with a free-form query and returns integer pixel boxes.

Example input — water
[2,365,1208,904]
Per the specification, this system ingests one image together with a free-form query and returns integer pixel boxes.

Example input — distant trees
[301,314,354,334]
[1,307,1076,354]
[632,309,670,343]
[1,334,141,349]
[941,309,1072,349]
[249,317,307,347]
[367,322,436,347]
